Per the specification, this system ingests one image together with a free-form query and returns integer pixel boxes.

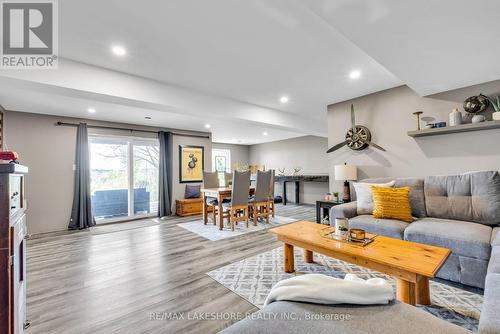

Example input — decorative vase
[493,112,500,121]
[472,115,486,123]
[449,108,462,126]
[464,94,490,113]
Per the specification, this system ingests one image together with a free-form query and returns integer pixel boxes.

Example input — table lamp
[334,163,357,202]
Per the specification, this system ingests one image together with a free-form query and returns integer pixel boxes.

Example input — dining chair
[222,171,251,231]
[268,169,275,218]
[224,172,232,187]
[249,170,272,225]
[203,171,220,225]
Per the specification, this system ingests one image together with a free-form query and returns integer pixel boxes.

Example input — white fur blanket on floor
[264,273,395,306]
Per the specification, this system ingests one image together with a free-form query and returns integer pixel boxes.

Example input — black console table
[274,175,329,205]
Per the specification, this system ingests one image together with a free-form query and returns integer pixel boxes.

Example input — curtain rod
[55,121,210,139]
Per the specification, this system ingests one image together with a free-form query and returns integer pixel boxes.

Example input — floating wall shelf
[407,120,500,138]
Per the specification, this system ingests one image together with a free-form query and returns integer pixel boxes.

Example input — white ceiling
[0,79,304,145]
[1,0,499,144]
[304,0,500,96]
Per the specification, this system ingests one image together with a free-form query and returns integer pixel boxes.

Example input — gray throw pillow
[185,185,201,199]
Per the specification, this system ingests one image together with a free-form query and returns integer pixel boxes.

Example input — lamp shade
[334,164,357,181]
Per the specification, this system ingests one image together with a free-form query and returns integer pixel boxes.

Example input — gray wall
[212,143,250,169]
[249,136,329,204]
[327,81,500,192]
[4,111,211,234]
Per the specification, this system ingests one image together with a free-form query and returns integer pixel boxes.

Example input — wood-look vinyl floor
[26,204,316,334]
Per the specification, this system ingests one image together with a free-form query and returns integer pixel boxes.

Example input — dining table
[201,186,255,230]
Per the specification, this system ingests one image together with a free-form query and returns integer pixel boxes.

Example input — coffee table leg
[416,275,431,305]
[396,279,416,306]
[303,249,313,263]
[284,243,295,273]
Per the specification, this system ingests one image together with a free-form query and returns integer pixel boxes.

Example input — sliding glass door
[132,141,159,215]
[89,136,159,222]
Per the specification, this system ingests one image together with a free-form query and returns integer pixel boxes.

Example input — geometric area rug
[207,247,483,331]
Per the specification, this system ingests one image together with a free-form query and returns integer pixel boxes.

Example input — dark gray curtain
[158,131,173,217]
[68,123,96,230]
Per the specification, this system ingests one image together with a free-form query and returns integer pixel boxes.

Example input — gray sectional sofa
[330,171,500,289]
[220,171,500,334]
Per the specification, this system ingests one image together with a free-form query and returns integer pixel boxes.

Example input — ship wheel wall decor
[327,104,386,153]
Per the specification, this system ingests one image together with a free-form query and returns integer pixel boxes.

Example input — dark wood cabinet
[0,163,28,334]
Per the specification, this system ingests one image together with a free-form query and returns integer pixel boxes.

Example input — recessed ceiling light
[144,116,151,120]
[111,45,127,56]
[87,108,96,113]
[349,70,361,80]
[204,124,211,129]
[263,131,268,136]
[280,96,289,103]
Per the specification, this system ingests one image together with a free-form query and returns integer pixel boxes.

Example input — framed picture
[179,145,204,183]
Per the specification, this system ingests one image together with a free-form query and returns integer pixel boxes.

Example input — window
[89,135,159,222]
[212,149,231,173]
[212,148,231,186]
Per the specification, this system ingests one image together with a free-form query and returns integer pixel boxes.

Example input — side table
[316,200,343,224]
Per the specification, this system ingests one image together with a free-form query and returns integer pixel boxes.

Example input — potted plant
[333,192,339,202]
[489,95,500,121]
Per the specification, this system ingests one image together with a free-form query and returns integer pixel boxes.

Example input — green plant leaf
[494,96,500,112]
[489,95,500,112]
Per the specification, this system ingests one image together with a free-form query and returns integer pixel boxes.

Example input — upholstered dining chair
[222,171,251,231]
[224,172,232,187]
[203,171,220,225]
[249,170,272,225]
[268,169,275,218]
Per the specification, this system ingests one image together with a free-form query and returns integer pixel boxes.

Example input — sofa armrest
[478,273,500,334]
[491,227,500,246]
[329,201,358,226]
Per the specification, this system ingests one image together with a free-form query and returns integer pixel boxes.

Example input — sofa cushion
[491,227,500,246]
[348,215,409,239]
[220,301,470,334]
[424,171,500,225]
[360,177,426,218]
[478,273,500,334]
[404,218,492,260]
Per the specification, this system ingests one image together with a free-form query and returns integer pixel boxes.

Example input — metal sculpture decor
[326,104,386,153]
[463,94,489,114]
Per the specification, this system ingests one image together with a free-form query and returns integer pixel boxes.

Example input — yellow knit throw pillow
[371,186,413,223]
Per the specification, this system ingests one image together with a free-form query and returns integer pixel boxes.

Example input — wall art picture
[179,145,204,183]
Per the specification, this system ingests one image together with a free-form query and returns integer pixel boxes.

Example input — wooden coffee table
[270,221,451,306]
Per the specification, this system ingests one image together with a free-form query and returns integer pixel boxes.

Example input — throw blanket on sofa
[264,273,394,306]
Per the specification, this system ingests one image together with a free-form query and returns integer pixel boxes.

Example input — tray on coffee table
[319,226,376,247]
